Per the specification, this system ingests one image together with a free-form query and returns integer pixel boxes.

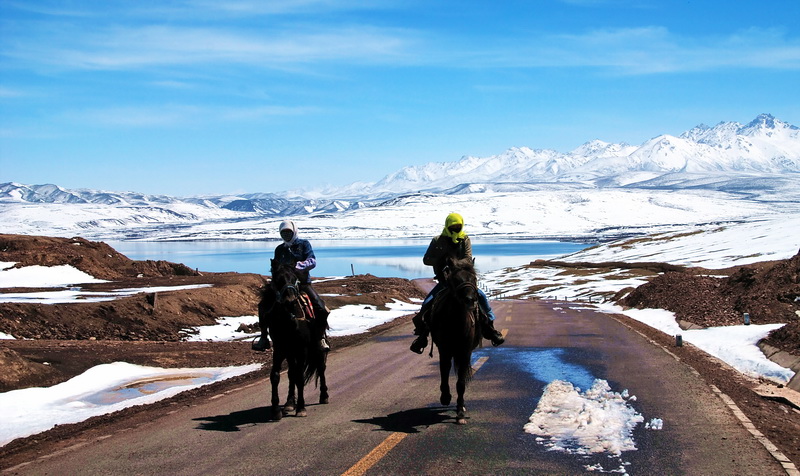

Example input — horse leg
[283,362,296,416]
[292,361,307,417]
[270,356,284,421]
[318,354,329,405]
[439,354,452,406]
[455,360,469,425]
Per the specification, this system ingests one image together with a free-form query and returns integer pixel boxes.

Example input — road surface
[3,300,785,475]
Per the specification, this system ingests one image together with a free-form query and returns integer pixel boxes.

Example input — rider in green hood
[409,213,505,354]
[441,212,468,244]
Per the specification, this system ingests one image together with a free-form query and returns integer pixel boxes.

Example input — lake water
[108,239,592,279]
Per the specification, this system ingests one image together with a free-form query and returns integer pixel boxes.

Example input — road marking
[472,356,489,372]
[342,432,407,476]
[501,328,509,338]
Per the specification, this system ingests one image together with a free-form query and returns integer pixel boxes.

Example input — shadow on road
[352,406,456,433]
[193,406,273,431]
[193,403,328,432]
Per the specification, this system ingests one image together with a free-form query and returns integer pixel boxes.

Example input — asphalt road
[5,300,786,475]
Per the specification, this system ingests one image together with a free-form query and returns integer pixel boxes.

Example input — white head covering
[279,220,298,246]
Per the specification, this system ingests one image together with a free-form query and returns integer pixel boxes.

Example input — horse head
[441,256,479,310]
[270,259,303,304]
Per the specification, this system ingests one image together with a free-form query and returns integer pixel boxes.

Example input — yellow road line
[472,356,489,372]
[341,432,407,476]
[501,328,509,338]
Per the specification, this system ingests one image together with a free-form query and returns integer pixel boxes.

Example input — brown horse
[258,260,328,420]
[428,256,482,425]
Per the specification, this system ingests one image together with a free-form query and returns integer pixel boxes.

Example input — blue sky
[1,0,799,196]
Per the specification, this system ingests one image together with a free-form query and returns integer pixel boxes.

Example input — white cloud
[66,103,318,127]
[9,24,417,71]
[474,26,800,74]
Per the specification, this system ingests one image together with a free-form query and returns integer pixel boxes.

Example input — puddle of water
[82,373,215,405]
[473,347,596,391]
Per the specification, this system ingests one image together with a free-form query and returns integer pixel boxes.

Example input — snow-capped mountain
[2,114,799,242]
[316,113,798,197]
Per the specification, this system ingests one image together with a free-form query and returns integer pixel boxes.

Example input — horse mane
[442,256,476,279]
[270,259,299,276]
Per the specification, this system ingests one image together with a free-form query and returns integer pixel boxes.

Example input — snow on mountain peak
[743,113,779,131]
[739,113,799,138]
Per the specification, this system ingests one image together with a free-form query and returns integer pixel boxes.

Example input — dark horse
[258,260,328,420]
[428,256,482,425]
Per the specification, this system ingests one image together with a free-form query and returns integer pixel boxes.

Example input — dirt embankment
[620,250,800,355]
[0,234,199,280]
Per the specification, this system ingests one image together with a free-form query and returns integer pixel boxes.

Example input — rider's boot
[481,314,505,347]
[316,305,331,352]
[409,309,429,354]
[410,329,428,354]
[252,332,272,351]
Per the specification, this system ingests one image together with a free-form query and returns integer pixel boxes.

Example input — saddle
[298,292,316,320]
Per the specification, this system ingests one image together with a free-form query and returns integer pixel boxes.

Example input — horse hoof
[271,407,283,421]
[440,394,451,406]
[282,405,295,416]
[456,417,467,425]
[320,395,329,405]
[295,409,308,417]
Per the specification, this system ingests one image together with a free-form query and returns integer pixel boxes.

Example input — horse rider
[253,220,330,352]
[410,212,505,354]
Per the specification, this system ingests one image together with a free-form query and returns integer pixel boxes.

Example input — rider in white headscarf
[252,220,330,352]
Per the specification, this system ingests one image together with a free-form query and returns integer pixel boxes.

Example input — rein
[454,280,477,295]
[276,276,300,301]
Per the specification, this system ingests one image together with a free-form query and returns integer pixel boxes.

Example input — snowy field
[3,185,800,244]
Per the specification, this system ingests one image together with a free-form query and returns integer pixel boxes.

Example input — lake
[107,239,592,279]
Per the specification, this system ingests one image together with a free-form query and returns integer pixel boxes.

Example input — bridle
[453,279,477,296]
[275,276,301,303]
[269,267,308,321]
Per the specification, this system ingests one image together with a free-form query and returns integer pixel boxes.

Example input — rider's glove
[295,259,314,270]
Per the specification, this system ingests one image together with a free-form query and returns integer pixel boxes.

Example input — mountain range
[2,113,799,241]
[295,113,799,197]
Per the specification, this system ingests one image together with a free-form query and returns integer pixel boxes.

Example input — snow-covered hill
[2,114,798,242]
[291,113,799,197]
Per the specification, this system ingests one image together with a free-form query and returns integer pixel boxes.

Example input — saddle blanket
[299,292,315,320]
